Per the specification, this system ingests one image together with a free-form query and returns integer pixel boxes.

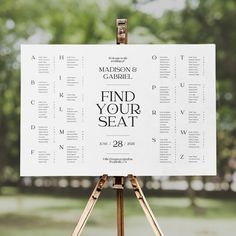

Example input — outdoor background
[0,0,236,235]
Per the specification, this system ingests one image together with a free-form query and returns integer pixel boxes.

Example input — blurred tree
[161,0,236,179]
[0,0,236,195]
[0,0,162,189]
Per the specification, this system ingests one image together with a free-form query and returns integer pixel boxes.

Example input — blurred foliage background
[0,0,236,235]
[0,0,236,191]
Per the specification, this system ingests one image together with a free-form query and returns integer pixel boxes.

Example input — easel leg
[113,177,125,236]
[129,175,164,236]
[72,175,108,236]
[117,189,124,236]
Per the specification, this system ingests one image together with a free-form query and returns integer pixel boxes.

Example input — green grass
[0,193,235,236]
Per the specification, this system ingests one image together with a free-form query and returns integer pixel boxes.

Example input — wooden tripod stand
[72,175,164,236]
[72,19,164,236]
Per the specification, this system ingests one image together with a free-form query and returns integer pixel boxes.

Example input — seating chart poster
[21,44,216,176]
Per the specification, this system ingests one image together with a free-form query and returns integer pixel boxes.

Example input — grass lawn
[0,190,235,236]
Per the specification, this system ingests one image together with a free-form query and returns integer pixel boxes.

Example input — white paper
[21,44,216,176]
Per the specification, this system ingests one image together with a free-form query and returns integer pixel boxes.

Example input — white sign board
[21,44,216,176]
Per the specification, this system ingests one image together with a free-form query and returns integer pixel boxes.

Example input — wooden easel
[72,19,164,236]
